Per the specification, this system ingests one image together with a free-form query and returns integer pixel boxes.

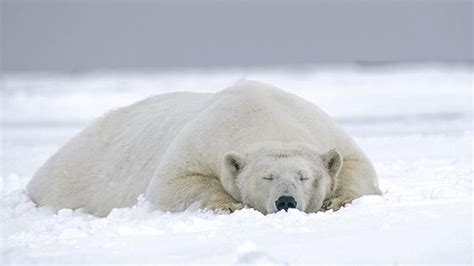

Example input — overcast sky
[2,0,473,72]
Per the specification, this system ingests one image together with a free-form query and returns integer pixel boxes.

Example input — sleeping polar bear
[27,81,382,216]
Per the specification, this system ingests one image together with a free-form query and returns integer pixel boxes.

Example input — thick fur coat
[27,81,382,216]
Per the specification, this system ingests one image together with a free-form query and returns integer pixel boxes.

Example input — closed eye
[298,171,309,181]
[263,176,274,180]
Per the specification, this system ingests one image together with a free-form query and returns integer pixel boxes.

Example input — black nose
[275,196,297,211]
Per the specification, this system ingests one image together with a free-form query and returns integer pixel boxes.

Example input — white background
[1,64,472,264]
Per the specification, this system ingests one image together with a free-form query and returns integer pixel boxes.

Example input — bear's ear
[321,148,343,178]
[224,151,246,174]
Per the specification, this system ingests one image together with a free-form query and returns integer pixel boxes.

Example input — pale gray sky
[2,0,473,72]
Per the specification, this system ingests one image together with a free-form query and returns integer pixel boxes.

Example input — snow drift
[1,64,472,264]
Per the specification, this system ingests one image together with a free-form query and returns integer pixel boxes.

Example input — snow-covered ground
[1,64,472,264]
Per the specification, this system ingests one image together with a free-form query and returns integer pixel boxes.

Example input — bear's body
[27,81,381,216]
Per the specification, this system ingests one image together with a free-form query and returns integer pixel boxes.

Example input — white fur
[27,81,382,216]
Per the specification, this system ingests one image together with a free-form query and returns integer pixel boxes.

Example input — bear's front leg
[321,196,354,211]
[148,174,243,213]
[191,193,244,213]
[321,157,382,212]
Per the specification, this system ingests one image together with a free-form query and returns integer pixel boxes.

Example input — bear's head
[220,143,343,214]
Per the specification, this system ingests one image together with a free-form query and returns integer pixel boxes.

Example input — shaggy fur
[27,81,382,216]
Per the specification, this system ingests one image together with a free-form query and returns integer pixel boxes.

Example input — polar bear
[27,81,382,216]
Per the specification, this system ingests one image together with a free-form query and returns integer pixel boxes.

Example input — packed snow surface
[1,65,472,264]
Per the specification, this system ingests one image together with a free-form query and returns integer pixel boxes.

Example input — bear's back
[182,81,356,156]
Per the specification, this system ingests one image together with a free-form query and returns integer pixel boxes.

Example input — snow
[1,64,472,264]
